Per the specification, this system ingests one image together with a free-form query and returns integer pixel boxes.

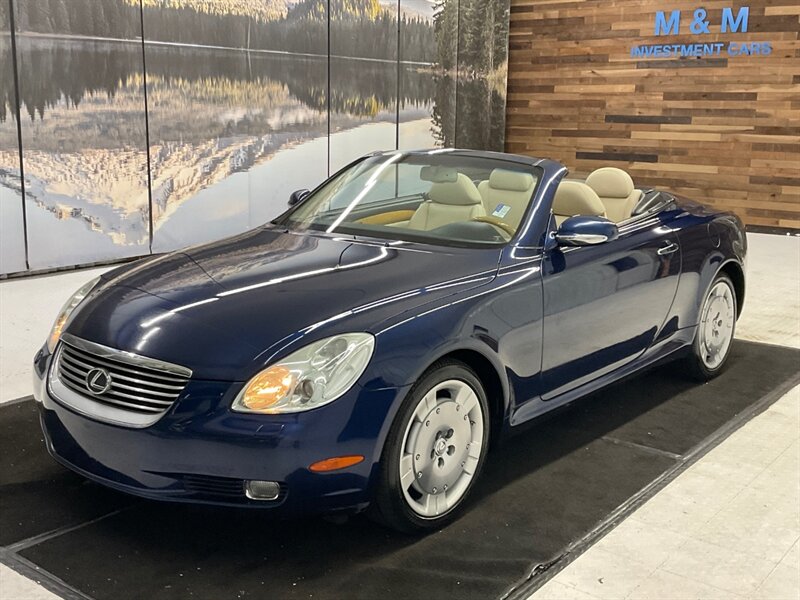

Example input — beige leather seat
[552,180,607,226]
[585,168,640,222]
[407,173,485,231]
[477,169,536,230]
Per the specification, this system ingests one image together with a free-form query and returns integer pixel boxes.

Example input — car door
[540,216,681,399]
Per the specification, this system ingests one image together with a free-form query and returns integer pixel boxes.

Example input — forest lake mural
[0,0,510,274]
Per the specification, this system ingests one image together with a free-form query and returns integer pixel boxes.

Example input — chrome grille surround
[49,333,192,429]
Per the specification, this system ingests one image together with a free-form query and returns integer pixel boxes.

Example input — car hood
[66,227,500,380]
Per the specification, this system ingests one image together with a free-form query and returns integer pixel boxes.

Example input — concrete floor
[0,266,111,404]
[0,232,798,599]
[734,233,800,350]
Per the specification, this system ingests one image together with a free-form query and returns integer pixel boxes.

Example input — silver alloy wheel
[699,280,735,369]
[398,379,484,518]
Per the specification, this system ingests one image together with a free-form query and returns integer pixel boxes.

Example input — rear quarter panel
[667,196,747,330]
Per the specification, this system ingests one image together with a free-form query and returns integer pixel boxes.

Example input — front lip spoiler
[42,434,291,509]
[45,441,367,514]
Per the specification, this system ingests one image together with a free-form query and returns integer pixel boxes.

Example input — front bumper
[33,347,408,515]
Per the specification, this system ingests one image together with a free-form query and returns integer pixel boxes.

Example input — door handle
[657,242,679,256]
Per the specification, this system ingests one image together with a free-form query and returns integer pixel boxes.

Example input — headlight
[47,276,100,353]
[232,333,375,414]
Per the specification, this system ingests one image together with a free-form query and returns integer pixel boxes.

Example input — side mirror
[555,215,619,246]
[288,189,310,206]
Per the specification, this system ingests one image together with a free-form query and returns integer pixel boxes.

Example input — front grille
[55,334,191,418]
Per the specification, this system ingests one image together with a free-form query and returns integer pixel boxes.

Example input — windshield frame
[271,152,545,250]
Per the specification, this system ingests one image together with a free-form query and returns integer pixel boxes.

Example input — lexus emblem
[85,368,112,395]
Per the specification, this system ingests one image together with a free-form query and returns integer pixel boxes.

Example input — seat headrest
[553,181,606,217]
[420,166,458,183]
[585,167,635,199]
[489,169,535,192]
[427,173,483,206]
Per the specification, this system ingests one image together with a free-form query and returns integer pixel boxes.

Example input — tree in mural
[10,0,508,77]
[433,0,457,70]
[432,0,509,74]
[10,0,434,62]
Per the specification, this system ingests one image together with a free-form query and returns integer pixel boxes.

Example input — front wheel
[369,360,490,533]
[684,273,737,381]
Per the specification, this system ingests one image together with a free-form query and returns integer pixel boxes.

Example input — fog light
[245,480,281,501]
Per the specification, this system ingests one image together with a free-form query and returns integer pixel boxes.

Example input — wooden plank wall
[505,0,800,230]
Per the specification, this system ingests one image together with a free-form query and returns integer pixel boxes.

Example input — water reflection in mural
[329,2,398,173]
[142,21,329,251]
[2,0,509,275]
[0,7,26,274]
[12,0,151,271]
[399,0,451,150]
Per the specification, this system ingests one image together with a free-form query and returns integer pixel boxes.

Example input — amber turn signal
[48,313,68,353]
[309,455,365,472]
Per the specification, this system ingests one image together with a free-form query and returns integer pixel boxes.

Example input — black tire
[683,273,737,381]
[368,360,490,534]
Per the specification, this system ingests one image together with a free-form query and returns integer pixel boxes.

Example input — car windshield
[274,152,541,248]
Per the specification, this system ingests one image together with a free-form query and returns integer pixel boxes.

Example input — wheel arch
[367,335,513,472]
[688,253,746,328]
[438,348,507,445]
[718,259,745,318]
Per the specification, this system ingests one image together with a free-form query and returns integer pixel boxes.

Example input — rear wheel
[684,273,737,381]
[369,360,489,533]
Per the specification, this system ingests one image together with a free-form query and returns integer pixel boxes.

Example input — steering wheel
[471,215,516,237]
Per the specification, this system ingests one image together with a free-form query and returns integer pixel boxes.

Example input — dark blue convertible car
[34,149,746,532]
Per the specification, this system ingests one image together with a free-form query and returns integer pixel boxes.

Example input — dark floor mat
[3,341,799,600]
[552,340,800,456]
[0,400,133,547]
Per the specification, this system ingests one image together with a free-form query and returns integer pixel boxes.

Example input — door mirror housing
[555,215,619,247]
[288,189,310,206]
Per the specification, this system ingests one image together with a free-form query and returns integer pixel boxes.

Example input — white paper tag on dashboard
[492,204,511,219]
